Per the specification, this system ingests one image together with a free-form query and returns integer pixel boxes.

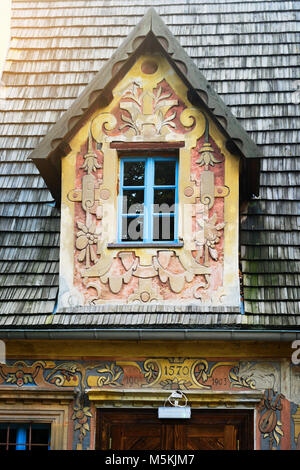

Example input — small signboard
[158,407,191,419]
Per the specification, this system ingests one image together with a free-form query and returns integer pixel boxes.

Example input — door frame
[88,388,263,450]
[96,407,254,450]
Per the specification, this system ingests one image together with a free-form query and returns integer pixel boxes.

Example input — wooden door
[176,420,237,450]
[97,409,253,450]
[98,409,173,450]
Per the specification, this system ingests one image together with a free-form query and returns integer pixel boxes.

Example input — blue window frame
[118,156,178,243]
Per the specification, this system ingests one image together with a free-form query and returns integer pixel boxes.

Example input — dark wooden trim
[107,242,184,249]
[110,142,185,150]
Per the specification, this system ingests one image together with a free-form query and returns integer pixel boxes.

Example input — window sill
[107,242,184,249]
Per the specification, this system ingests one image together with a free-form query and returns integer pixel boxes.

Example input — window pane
[153,215,174,241]
[122,189,144,214]
[31,424,51,450]
[16,426,27,450]
[0,425,15,450]
[154,160,176,185]
[123,161,145,186]
[153,189,175,212]
[0,427,6,449]
[10,428,17,451]
[119,157,178,243]
[122,216,144,241]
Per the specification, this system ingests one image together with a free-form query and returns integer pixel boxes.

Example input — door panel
[224,425,237,450]
[183,424,226,450]
[98,410,173,450]
[112,423,164,450]
[97,409,253,450]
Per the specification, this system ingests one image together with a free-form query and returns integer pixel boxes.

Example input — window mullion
[6,424,9,451]
[117,159,124,243]
[144,158,153,242]
[29,424,32,451]
[174,158,179,242]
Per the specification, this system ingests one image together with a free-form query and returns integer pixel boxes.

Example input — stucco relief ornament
[74,129,103,270]
[70,68,233,305]
[76,221,99,269]
[193,117,225,270]
[196,118,222,169]
[81,130,102,174]
[196,142,222,168]
[119,81,178,137]
[195,213,225,266]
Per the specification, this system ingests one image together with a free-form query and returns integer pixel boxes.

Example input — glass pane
[0,425,9,450]
[16,426,27,450]
[122,189,144,214]
[122,216,144,241]
[153,215,174,241]
[153,189,175,213]
[154,160,176,185]
[31,425,51,450]
[8,427,17,450]
[0,427,6,448]
[123,161,145,186]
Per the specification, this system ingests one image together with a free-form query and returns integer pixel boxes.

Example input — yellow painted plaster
[59,150,79,307]
[5,340,292,360]
[59,53,241,307]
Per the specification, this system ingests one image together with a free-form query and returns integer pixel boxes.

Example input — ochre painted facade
[58,54,239,309]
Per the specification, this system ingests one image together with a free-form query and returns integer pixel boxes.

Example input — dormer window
[49,47,259,308]
[118,155,178,243]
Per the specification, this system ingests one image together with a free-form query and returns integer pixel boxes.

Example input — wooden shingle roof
[0,0,299,329]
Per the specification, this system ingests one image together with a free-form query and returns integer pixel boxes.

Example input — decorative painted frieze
[1,357,299,450]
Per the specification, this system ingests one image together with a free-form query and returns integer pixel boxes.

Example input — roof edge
[0,328,299,342]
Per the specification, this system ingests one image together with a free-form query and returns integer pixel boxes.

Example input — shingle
[241,216,300,232]
[241,231,300,246]
[0,0,299,325]
[0,232,60,247]
[0,261,59,275]
[0,247,59,262]
[243,274,300,288]
[241,261,300,274]
[0,217,60,233]
[0,274,58,287]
